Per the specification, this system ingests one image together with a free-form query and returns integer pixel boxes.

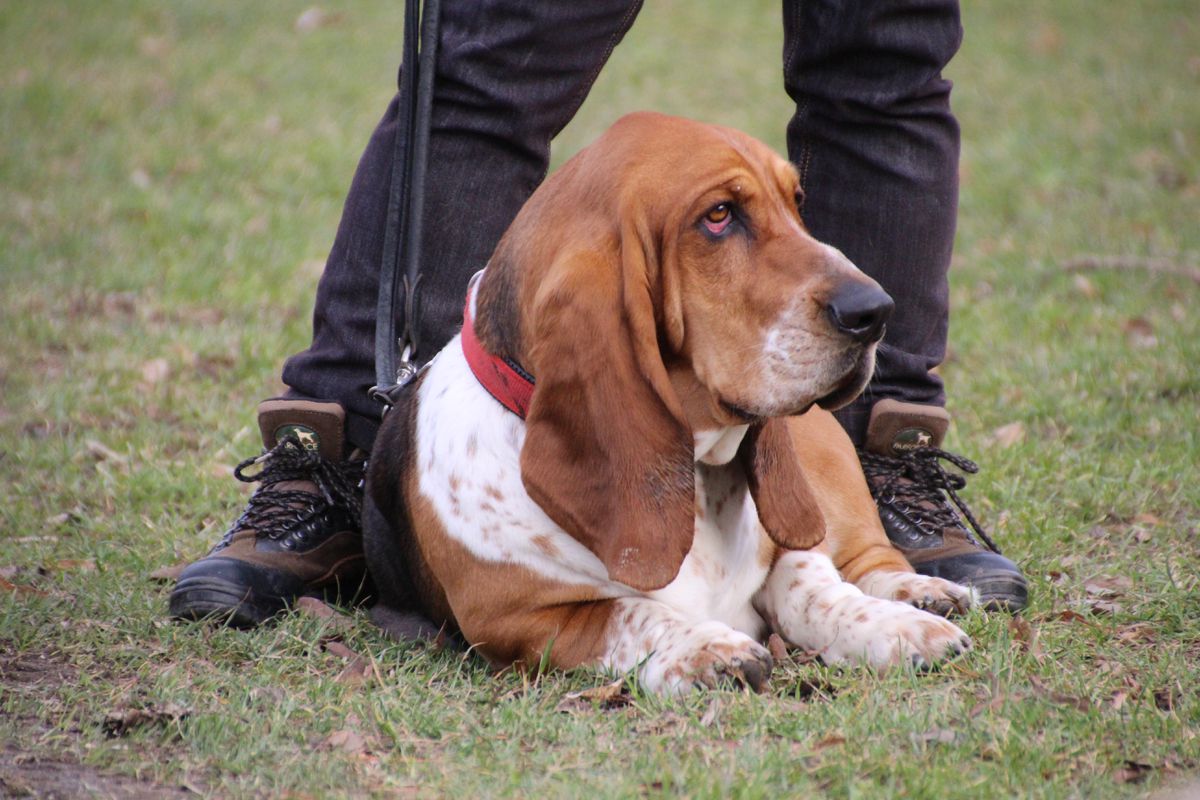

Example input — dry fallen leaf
[556,678,630,712]
[1122,317,1157,349]
[1085,575,1134,597]
[699,698,723,728]
[969,692,1008,718]
[1086,599,1123,616]
[243,214,268,235]
[319,728,367,755]
[990,421,1026,449]
[1008,617,1044,662]
[148,563,186,582]
[1072,274,1099,299]
[208,463,236,480]
[0,577,48,597]
[140,357,170,386]
[912,728,958,745]
[46,510,81,528]
[52,559,96,573]
[1154,685,1181,712]
[102,702,191,737]
[295,7,343,32]
[297,596,356,634]
[1115,622,1157,645]
[1029,21,1063,55]
[85,439,128,465]
[810,734,846,753]
[1114,760,1153,784]
[138,35,171,58]
[336,657,373,686]
[1028,675,1092,712]
[322,640,358,661]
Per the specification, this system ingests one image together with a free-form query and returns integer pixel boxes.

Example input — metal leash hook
[395,343,417,386]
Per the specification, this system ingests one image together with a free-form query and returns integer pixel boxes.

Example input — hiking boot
[858,399,1028,613]
[169,399,368,627]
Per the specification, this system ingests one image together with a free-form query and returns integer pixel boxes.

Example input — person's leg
[284,0,646,453]
[782,0,1026,611]
[171,0,646,626]
[783,0,959,445]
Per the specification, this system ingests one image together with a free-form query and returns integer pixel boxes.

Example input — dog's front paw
[639,621,773,695]
[857,571,978,617]
[818,597,972,670]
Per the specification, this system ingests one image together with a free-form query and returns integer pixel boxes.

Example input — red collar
[461,291,535,419]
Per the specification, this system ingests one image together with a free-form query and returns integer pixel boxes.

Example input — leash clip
[394,342,418,387]
[369,342,419,416]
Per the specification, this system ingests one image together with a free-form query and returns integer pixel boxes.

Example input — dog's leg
[853,570,977,617]
[788,410,976,616]
[454,590,772,695]
[599,598,773,695]
[756,550,971,669]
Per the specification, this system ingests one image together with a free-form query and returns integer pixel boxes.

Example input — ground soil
[1,648,195,799]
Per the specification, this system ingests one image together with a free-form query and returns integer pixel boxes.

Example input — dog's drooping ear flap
[520,251,696,592]
[739,419,826,550]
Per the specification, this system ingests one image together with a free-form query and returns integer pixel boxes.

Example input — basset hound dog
[365,112,975,694]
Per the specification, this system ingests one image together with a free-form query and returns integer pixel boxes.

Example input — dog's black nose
[826,282,894,344]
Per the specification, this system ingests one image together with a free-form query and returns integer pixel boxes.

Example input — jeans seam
[785,0,813,206]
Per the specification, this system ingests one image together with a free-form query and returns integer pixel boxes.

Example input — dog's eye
[702,203,734,236]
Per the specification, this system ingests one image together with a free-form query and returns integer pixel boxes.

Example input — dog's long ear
[739,419,826,550]
[519,231,695,592]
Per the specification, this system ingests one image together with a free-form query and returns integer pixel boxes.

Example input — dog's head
[474,112,892,590]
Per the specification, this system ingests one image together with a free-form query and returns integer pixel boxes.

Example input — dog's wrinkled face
[640,121,893,426]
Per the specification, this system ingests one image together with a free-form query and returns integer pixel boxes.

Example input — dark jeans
[281,0,962,452]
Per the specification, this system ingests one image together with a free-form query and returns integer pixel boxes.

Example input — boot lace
[211,436,365,550]
[858,447,1000,553]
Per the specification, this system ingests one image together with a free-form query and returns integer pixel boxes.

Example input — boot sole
[965,569,1029,613]
[168,575,283,628]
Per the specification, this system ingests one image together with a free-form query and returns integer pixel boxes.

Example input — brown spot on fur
[449,474,461,492]
[894,588,913,602]
[466,434,479,457]
[855,612,869,624]
[531,534,559,557]
[484,484,504,501]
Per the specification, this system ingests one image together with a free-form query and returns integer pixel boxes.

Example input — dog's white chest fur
[648,460,769,638]
[415,339,769,631]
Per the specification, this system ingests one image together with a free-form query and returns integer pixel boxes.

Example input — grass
[1,0,1197,797]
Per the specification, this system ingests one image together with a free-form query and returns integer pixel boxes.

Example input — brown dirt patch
[0,646,198,799]
[0,746,193,799]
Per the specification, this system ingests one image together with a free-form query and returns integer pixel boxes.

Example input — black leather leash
[370,0,441,413]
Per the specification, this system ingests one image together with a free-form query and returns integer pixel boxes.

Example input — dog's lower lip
[720,400,759,422]
[816,362,868,410]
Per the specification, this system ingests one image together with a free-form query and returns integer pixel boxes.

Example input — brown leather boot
[169,399,368,627]
[858,399,1028,612]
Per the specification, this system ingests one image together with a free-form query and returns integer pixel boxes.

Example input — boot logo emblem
[275,424,320,451]
[892,427,933,454]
